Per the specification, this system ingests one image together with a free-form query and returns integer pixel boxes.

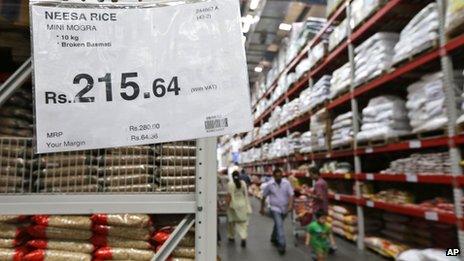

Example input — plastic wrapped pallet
[299,131,312,153]
[309,75,331,111]
[381,152,451,174]
[298,87,312,115]
[310,109,330,151]
[330,62,351,98]
[295,58,310,80]
[357,95,411,142]
[308,41,327,69]
[280,98,300,125]
[392,3,439,65]
[353,32,399,85]
[331,111,353,148]
[446,0,464,36]
[329,18,348,51]
[406,71,463,133]
[350,0,386,30]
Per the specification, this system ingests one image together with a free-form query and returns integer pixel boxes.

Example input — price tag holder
[406,174,418,183]
[334,194,341,201]
[366,174,374,180]
[366,201,374,207]
[365,147,373,154]
[409,140,422,149]
[30,0,252,153]
[425,211,438,221]
[344,173,351,179]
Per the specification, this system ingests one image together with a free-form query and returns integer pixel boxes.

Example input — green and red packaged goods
[0,214,195,260]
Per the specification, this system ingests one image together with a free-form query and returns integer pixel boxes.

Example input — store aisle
[218,199,386,261]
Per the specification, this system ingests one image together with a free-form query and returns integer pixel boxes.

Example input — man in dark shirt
[239,168,251,186]
[310,166,328,215]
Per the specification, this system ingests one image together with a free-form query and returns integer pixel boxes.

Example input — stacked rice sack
[392,3,439,65]
[330,62,351,99]
[309,75,331,111]
[35,153,99,193]
[0,86,33,138]
[100,146,155,192]
[357,95,411,142]
[310,109,330,151]
[92,214,155,261]
[24,214,156,261]
[0,139,31,194]
[25,215,95,261]
[0,215,29,261]
[155,142,196,192]
[331,111,353,149]
[328,205,357,241]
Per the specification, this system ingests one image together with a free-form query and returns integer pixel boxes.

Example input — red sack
[152,231,171,244]
[31,216,50,227]
[23,249,91,261]
[26,239,48,249]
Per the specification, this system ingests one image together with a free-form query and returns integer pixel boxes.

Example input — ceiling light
[250,0,260,10]
[254,66,263,73]
[279,23,292,31]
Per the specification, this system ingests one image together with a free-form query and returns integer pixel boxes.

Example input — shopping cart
[291,197,312,246]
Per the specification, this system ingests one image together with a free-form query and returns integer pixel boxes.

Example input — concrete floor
[218,199,386,261]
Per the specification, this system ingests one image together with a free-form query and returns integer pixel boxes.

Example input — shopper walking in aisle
[226,171,252,247]
[260,168,294,255]
[310,166,328,215]
[306,210,335,261]
[231,135,242,164]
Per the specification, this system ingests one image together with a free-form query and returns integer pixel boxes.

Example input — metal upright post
[436,0,464,254]
[195,137,218,261]
[346,1,364,250]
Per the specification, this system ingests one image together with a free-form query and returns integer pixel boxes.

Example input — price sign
[365,147,373,154]
[366,174,374,180]
[406,174,418,183]
[409,140,422,149]
[30,0,252,153]
[366,200,374,207]
[425,211,438,221]
[334,194,341,201]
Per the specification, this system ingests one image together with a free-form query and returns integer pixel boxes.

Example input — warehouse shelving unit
[242,0,464,252]
[0,2,218,260]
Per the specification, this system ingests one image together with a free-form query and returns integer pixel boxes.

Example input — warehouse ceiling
[241,0,326,84]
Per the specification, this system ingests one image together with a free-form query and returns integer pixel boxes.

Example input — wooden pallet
[392,39,439,68]
[331,141,354,151]
[400,128,447,141]
[357,136,399,148]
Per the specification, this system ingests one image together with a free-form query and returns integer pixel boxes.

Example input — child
[305,210,336,261]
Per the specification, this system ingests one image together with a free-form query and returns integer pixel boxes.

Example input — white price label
[406,175,418,183]
[409,140,422,149]
[425,211,438,221]
[366,201,374,207]
[366,174,374,180]
[334,194,341,200]
[326,153,331,158]
[365,147,373,153]
[30,0,252,153]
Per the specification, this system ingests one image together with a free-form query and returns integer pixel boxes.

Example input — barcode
[205,118,228,130]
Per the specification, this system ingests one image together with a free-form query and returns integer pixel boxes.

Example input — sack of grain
[172,247,195,259]
[0,223,25,239]
[91,235,152,250]
[27,240,94,253]
[155,145,196,156]
[0,238,20,248]
[107,146,152,155]
[99,174,153,186]
[94,247,155,260]
[39,184,100,193]
[0,247,26,261]
[99,165,154,175]
[34,166,98,177]
[37,155,89,168]
[102,155,152,165]
[152,230,171,244]
[159,166,195,176]
[0,215,26,224]
[23,249,91,261]
[159,156,196,165]
[35,176,98,188]
[91,214,151,228]
[104,184,156,193]
[92,225,151,240]
[27,225,92,240]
